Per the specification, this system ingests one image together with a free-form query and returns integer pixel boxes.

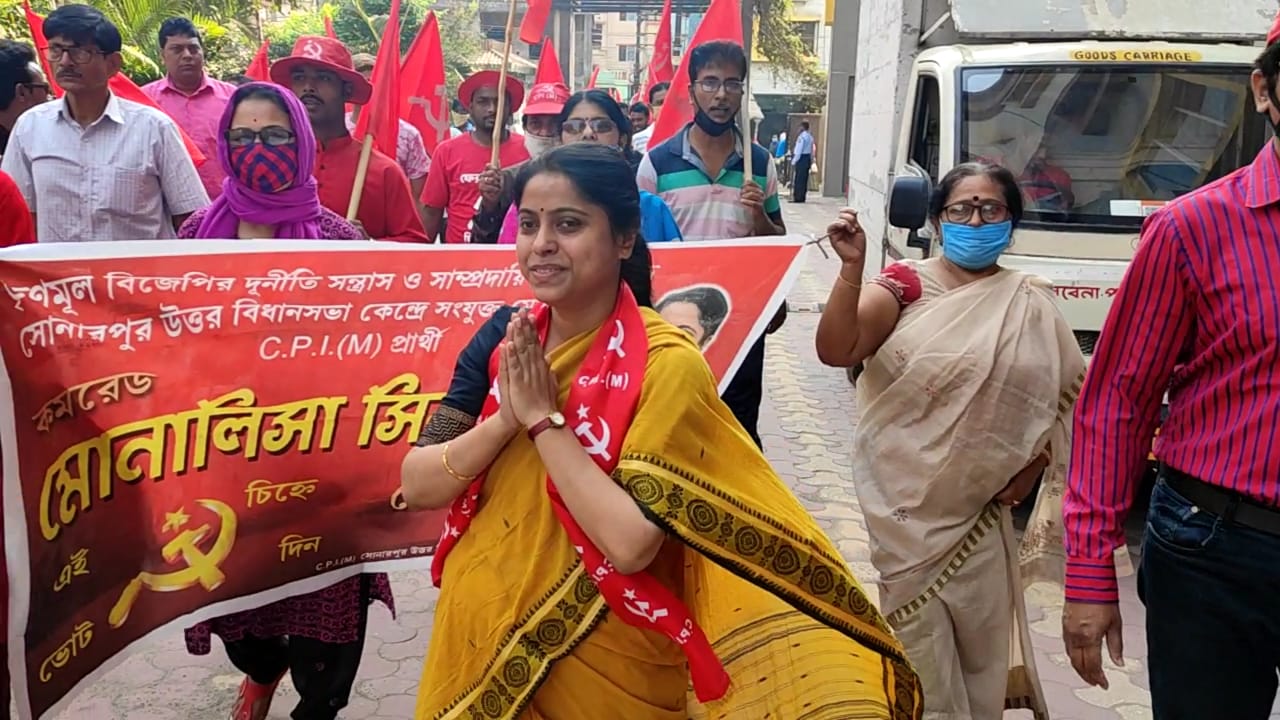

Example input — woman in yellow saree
[815,162,1086,720]
[400,143,921,720]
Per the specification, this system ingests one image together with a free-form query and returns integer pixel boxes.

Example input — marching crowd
[2,3,1280,720]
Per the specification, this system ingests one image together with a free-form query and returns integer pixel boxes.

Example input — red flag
[22,1,60,96]
[519,0,552,45]
[324,13,338,40]
[648,0,742,148]
[23,2,205,167]
[400,11,449,154]
[587,65,600,89]
[353,0,401,159]
[644,0,675,100]
[534,37,563,85]
[244,39,270,82]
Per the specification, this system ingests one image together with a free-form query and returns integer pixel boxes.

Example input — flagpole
[741,70,752,184]
[491,0,518,168]
[346,135,374,224]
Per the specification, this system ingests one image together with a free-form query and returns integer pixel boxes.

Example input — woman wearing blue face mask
[814,161,1085,720]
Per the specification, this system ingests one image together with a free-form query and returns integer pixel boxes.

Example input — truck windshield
[960,65,1268,231]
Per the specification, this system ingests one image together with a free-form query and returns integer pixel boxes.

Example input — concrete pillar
[555,10,573,86]
[822,0,858,198]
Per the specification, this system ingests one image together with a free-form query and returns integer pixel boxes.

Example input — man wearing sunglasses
[0,40,49,162]
[1,4,208,242]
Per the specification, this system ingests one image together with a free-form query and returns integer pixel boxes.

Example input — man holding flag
[420,70,529,243]
[271,36,426,242]
[637,38,786,448]
[1,4,208,241]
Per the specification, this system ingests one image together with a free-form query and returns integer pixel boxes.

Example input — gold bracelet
[441,443,477,483]
[836,272,862,290]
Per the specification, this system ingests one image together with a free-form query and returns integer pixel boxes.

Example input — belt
[1163,467,1280,537]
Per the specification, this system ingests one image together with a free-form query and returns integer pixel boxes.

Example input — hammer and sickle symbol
[108,499,238,629]
[409,85,451,145]
[301,40,324,59]
[606,320,626,358]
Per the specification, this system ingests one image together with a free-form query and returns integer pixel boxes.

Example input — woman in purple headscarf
[178,83,393,720]
[178,82,362,240]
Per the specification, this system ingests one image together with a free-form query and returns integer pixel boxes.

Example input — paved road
[39,197,1278,719]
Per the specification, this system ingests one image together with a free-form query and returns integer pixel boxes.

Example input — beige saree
[852,259,1085,720]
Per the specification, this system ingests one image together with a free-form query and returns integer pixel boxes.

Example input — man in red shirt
[0,169,33,245]
[421,70,529,243]
[1063,11,1280,718]
[271,36,426,242]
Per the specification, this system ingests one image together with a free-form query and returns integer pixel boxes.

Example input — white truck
[847,0,1272,360]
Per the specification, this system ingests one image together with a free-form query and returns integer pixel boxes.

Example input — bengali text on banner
[0,238,805,720]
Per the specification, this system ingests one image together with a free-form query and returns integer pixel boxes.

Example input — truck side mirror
[888,174,932,231]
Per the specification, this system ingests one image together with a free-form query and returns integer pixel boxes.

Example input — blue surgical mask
[940,221,1013,270]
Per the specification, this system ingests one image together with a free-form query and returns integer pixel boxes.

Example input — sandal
[229,671,285,720]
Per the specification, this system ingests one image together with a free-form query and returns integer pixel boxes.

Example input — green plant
[752,0,826,109]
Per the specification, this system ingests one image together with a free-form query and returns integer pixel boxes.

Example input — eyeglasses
[695,78,745,95]
[21,82,50,97]
[943,201,1010,224]
[45,45,107,64]
[562,118,617,135]
[225,126,297,147]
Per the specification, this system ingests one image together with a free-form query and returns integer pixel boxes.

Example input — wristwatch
[527,412,567,441]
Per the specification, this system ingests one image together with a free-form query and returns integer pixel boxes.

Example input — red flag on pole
[586,65,600,89]
[519,0,553,45]
[324,12,338,40]
[22,1,60,96]
[648,0,742,148]
[644,0,675,100]
[244,39,270,82]
[534,37,564,85]
[400,11,449,154]
[353,0,401,159]
[23,2,206,167]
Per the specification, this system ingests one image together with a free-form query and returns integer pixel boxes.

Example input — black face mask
[692,99,736,137]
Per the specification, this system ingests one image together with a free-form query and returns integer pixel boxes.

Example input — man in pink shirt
[142,17,235,198]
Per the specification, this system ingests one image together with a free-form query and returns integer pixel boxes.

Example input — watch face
[548,412,566,427]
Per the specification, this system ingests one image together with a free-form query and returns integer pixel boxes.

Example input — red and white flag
[400,11,449,154]
[648,0,743,147]
[353,0,402,159]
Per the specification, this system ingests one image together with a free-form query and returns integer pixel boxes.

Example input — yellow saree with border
[416,309,922,720]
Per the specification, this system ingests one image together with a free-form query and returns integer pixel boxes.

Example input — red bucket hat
[524,82,570,116]
[458,70,526,113]
[270,36,373,104]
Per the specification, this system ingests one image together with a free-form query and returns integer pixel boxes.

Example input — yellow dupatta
[416,309,922,720]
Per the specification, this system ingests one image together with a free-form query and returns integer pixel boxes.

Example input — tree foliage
[752,0,826,109]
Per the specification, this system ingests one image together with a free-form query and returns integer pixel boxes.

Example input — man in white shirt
[630,81,669,154]
[1,4,207,241]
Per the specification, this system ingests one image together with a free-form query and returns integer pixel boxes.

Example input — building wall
[750,0,832,96]
[844,0,919,249]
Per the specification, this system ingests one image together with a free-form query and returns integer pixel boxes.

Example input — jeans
[1138,475,1280,719]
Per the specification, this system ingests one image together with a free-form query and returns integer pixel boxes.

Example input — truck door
[886,70,943,264]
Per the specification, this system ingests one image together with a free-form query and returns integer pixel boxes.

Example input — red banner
[0,239,803,719]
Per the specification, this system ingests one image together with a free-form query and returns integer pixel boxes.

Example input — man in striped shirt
[1062,15,1280,718]
[636,40,786,446]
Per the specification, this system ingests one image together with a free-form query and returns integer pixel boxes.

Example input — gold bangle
[836,272,862,290]
[441,443,477,483]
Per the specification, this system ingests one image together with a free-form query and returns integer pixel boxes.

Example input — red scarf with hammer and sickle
[431,284,730,702]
